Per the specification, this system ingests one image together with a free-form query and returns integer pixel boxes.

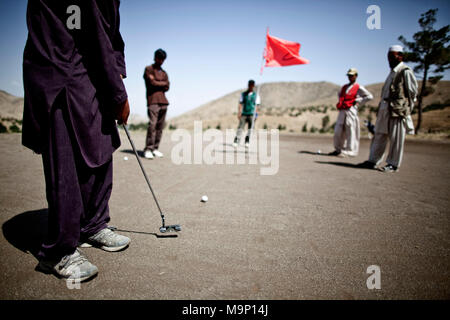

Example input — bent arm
[355,86,374,105]
[144,68,169,87]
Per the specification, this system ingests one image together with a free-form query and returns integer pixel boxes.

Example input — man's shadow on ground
[298,151,373,170]
[314,161,363,169]
[298,150,330,156]
[121,145,258,157]
[2,208,48,260]
[217,143,256,154]
[121,149,144,157]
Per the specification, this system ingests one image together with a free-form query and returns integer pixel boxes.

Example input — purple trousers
[145,104,167,151]
[39,102,112,260]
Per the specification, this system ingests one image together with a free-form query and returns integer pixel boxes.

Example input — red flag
[264,31,310,67]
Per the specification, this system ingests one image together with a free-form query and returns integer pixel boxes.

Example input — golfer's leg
[79,158,113,239]
[235,117,246,143]
[145,104,159,151]
[386,118,406,168]
[39,105,83,260]
[154,105,168,150]
[344,108,360,156]
[368,132,388,165]
[245,116,253,143]
[333,110,345,152]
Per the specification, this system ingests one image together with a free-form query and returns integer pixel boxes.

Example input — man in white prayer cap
[329,68,373,157]
[358,45,418,172]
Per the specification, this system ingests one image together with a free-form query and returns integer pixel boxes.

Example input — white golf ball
[201,195,208,202]
[124,156,128,161]
[317,150,321,154]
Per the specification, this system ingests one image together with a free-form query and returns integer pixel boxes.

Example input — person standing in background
[329,68,373,157]
[143,49,170,159]
[233,80,261,148]
[358,45,418,172]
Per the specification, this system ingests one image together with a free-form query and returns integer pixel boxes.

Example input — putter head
[160,224,181,233]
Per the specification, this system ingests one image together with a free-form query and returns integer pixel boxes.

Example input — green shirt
[240,91,260,116]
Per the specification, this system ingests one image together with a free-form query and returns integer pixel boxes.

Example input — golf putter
[122,124,181,233]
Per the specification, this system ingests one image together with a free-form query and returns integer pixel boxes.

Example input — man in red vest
[329,68,373,157]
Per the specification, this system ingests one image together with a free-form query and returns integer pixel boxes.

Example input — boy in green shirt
[233,80,261,148]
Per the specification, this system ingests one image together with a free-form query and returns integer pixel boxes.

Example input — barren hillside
[167,81,340,130]
[0,90,23,120]
[1,80,449,134]
[365,81,450,107]
[167,81,450,132]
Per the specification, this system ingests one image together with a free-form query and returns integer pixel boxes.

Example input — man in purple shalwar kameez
[22,0,131,282]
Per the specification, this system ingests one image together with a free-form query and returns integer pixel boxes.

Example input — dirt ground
[0,130,449,299]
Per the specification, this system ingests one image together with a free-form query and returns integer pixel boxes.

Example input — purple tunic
[22,0,128,168]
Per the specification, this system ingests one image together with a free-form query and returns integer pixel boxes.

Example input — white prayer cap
[389,45,403,52]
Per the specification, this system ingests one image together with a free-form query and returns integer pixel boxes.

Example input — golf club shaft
[122,124,165,224]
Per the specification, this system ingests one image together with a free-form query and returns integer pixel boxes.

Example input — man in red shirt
[329,68,373,157]
[143,49,170,159]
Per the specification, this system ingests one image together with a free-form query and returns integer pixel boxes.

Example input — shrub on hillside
[302,123,308,132]
[9,124,21,133]
[0,122,7,133]
[322,115,330,130]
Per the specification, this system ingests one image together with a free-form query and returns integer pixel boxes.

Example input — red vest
[336,83,360,109]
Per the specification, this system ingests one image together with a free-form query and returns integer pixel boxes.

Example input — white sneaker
[232,142,238,148]
[85,228,131,252]
[38,249,98,282]
[245,142,249,148]
[144,150,154,159]
[152,150,164,158]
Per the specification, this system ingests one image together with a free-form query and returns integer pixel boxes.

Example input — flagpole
[249,27,268,141]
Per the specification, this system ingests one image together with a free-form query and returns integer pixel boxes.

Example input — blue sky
[0,0,449,118]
